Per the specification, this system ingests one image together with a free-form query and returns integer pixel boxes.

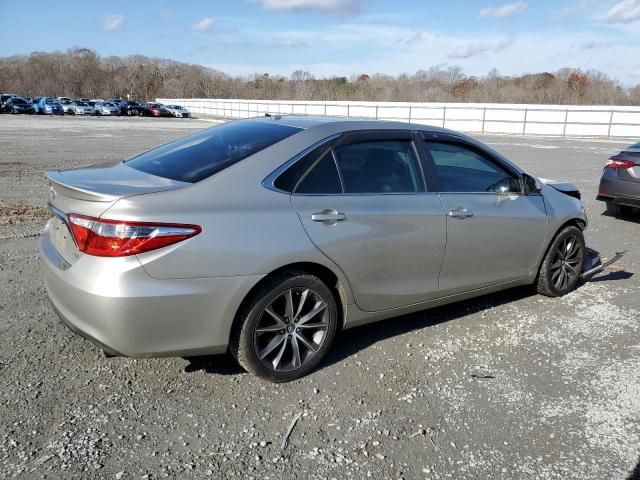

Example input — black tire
[230,271,339,382]
[536,225,585,297]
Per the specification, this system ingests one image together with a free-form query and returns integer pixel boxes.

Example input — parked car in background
[40,116,589,381]
[0,93,17,112]
[142,102,172,117]
[163,104,191,118]
[106,98,126,106]
[3,97,35,114]
[597,141,640,217]
[57,97,73,104]
[31,97,43,113]
[94,101,121,116]
[36,97,64,115]
[68,101,94,115]
[120,101,144,116]
[60,99,73,114]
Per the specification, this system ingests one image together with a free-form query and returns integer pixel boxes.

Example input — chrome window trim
[287,191,440,197]
[262,133,342,194]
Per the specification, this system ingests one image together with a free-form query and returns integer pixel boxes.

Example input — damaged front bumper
[581,248,627,280]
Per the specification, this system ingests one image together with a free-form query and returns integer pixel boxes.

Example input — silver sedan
[40,117,587,381]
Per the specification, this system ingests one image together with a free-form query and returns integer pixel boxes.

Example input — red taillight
[67,214,201,257]
[606,157,635,169]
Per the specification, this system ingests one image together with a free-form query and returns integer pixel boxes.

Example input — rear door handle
[448,207,474,219]
[311,209,346,224]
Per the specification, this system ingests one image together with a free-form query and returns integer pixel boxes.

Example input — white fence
[157,98,640,139]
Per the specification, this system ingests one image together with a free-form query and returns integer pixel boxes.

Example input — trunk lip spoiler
[46,170,120,202]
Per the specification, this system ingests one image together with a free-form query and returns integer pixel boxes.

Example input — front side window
[425,142,521,194]
[333,140,423,194]
[127,121,302,183]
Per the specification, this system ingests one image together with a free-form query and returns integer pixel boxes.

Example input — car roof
[248,114,453,135]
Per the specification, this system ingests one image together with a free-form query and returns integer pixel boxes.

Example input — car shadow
[320,285,534,371]
[586,270,634,283]
[628,458,640,480]
[183,353,245,376]
[602,208,640,224]
[182,257,632,378]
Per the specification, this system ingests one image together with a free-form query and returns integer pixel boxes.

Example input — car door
[290,130,447,312]
[419,135,549,295]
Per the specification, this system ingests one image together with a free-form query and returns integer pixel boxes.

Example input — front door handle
[311,209,346,225]
[448,207,474,219]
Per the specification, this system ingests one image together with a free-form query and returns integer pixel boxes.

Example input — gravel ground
[0,115,639,480]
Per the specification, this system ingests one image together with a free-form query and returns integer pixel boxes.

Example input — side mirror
[522,174,541,195]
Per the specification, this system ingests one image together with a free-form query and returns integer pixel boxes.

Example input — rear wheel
[231,272,339,382]
[536,225,585,297]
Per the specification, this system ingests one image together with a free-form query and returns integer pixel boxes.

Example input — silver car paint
[291,193,446,311]
[40,117,587,358]
[436,192,548,294]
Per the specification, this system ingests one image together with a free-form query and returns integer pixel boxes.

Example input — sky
[1,0,639,84]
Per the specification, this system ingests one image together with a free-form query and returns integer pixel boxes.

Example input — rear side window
[295,153,342,194]
[274,139,336,192]
[334,140,423,193]
[127,121,302,183]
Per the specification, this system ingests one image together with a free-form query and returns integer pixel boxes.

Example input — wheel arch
[230,262,351,348]
[536,217,586,277]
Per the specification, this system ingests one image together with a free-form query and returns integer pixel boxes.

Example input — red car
[142,103,173,117]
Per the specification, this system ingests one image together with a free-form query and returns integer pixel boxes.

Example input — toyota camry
[40,116,587,382]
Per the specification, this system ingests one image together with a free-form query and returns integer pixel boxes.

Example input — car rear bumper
[597,171,640,208]
[40,225,263,358]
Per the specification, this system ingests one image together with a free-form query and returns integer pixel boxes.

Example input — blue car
[36,97,64,115]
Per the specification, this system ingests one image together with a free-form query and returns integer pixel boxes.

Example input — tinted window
[12,98,27,104]
[295,152,342,194]
[425,142,521,194]
[333,140,422,194]
[127,121,302,183]
[274,140,335,192]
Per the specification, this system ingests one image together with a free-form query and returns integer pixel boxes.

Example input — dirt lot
[0,115,639,480]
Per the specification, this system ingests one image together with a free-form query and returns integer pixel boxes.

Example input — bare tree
[0,48,638,106]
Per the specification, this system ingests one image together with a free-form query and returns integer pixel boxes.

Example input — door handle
[448,207,474,219]
[311,209,346,224]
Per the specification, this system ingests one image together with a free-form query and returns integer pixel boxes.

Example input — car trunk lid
[45,161,190,265]
[611,151,640,183]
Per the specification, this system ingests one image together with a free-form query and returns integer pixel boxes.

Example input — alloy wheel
[550,235,583,291]
[253,288,329,373]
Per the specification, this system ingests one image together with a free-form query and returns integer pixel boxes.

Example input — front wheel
[536,225,585,297]
[231,272,339,382]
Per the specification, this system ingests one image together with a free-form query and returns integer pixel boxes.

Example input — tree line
[1,48,639,106]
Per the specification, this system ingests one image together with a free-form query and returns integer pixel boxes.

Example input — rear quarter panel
[102,140,356,305]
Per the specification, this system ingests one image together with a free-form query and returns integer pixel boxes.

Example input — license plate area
[50,215,80,265]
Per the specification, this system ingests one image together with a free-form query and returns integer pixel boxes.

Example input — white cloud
[253,0,369,15]
[102,14,124,31]
[449,37,513,59]
[192,17,215,32]
[204,24,640,85]
[604,0,640,24]
[479,1,527,19]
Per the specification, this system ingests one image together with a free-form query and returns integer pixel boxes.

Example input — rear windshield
[126,121,302,183]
